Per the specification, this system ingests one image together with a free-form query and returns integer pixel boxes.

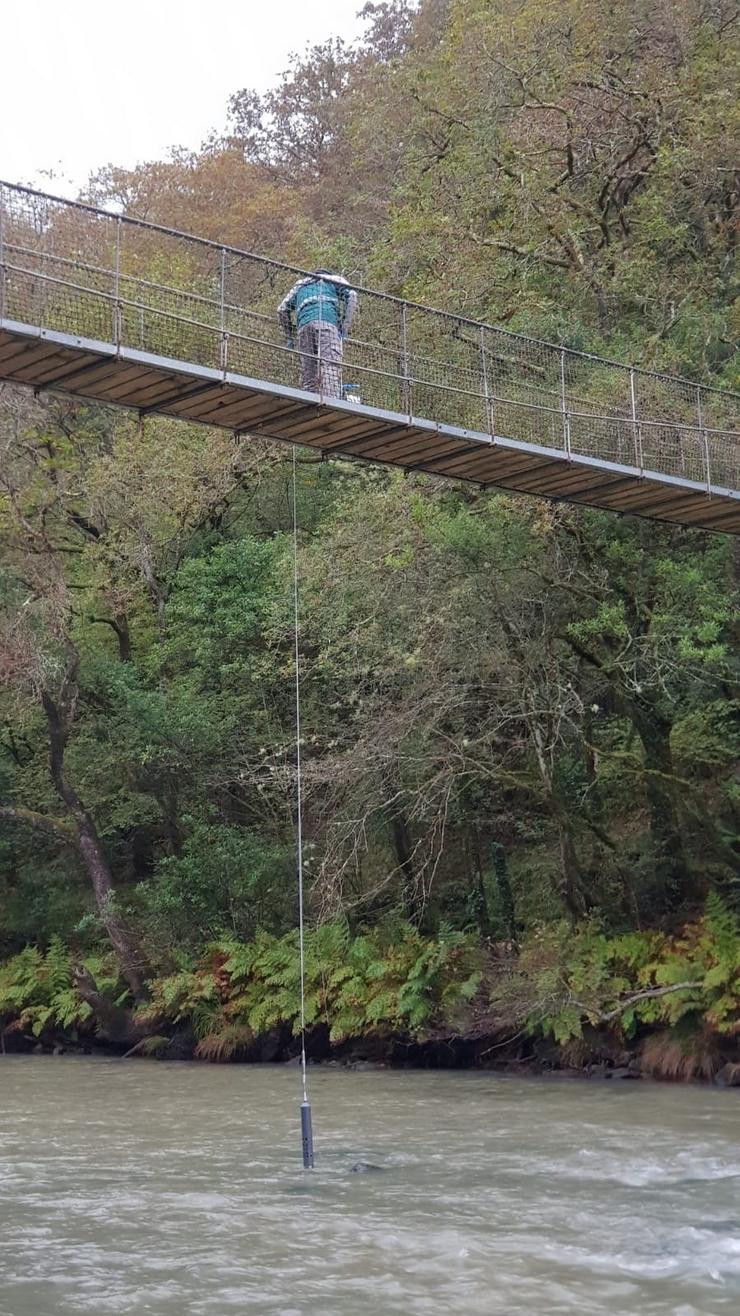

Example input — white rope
[291,445,308,1106]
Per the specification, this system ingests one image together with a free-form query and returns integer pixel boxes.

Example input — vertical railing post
[560,348,571,457]
[400,302,411,418]
[702,430,711,493]
[480,325,493,438]
[0,184,5,323]
[630,368,643,473]
[219,247,228,378]
[317,277,323,401]
[113,216,122,352]
[698,387,711,491]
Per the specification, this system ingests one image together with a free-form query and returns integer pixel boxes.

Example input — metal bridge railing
[0,179,738,493]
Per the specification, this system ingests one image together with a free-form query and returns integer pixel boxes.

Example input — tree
[0,389,269,991]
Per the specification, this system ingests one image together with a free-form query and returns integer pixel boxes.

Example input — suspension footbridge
[0,181,738,533]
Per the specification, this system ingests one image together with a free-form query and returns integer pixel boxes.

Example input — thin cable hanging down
[292,446,314,1170]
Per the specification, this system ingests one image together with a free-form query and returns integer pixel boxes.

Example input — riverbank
[4,1020,739,1087]
[2,903,738,1084]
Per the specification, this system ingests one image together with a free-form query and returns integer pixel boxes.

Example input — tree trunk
[41,690,147,999]
[113,611,132,663]
[89,611,132,662]
[389,809,424,925]
[489,841,517,945]
[529,717,589,923]
[628,700,690,903]
[72,965,143,1044]
[470,825,493,940]
[556,819,589,924]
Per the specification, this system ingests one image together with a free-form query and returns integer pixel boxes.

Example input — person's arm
[340,287,358,337]
[277,284,298,346]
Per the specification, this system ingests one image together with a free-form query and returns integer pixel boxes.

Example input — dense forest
[1,0,738,1080]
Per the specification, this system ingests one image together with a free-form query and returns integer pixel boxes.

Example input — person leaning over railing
[277,268,357,398]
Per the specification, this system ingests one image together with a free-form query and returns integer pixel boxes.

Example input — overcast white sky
[1,0,363,197]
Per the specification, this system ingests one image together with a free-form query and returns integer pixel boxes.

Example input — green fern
[46,937,72,992]
[195,1024,254,1062]
[138,1035,172,1057]
[190,998,224,1040]
[3,903,731,1058]
[0,940,106,1039]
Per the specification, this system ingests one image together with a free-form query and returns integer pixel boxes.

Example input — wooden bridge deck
[1,318,738,534]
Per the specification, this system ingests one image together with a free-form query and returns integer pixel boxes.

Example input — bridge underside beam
[1,320,737,534]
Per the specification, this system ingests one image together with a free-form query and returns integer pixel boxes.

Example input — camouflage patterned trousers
[296,322,343,398]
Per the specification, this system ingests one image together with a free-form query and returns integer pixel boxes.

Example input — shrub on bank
[1,900,737,1078]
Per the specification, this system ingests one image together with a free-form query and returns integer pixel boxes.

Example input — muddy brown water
[1,1057,738,1314]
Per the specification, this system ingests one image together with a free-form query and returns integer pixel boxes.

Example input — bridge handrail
[3,242,737,425]
[1,177,737,403]
[2,258,734,445]
[0,252,628,414]
[1,177,737,497]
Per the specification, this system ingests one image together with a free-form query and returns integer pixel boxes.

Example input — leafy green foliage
[3,904,735,1064]
[127,919,483,1057]
[139,824,293,952]
[0,939,122,1039]
[492,897,740,1046]
[0,0,737,1078]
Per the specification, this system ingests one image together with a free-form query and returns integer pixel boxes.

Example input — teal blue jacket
[278,274,357,339]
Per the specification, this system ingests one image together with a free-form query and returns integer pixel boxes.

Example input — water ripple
[0,1058,738,1315]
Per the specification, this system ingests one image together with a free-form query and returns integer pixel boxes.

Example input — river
[1,1057,738,1315]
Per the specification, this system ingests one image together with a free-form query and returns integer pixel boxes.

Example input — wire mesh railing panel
[342,338,403,412]
[226,253,288,322]
[343,290,405,412]
[224,310,290,388]
[0,181,738,496]
[2,266,116,344]
[634,371,699,428]
[119,222,216,295]
[563,353,631,420]
[699,386,739,434]
[484,329,555,408]
[491,396,563,451]
[123,299,222,373]
[639,422,706,484]
[0,183,119,339]
[1,185,119,275]
[569,412,638,468]
[403,306,487,431]
[706,430,740,490]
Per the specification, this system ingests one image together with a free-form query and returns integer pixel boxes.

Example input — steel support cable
[292,445,314,1168]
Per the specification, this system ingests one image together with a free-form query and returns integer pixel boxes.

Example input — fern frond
[195,1024,254,1062]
